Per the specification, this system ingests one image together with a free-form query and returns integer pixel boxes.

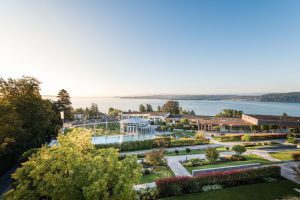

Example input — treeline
[138,101,196,115]
[259,92,300,103]
[0,77,62,175]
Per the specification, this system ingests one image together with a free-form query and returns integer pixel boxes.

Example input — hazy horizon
[1,0,300,97]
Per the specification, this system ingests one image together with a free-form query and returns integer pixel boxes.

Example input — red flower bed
[156,166,281,198]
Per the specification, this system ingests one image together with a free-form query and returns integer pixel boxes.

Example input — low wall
[192,163,262,176]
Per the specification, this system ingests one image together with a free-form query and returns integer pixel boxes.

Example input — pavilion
[120,117,154,134]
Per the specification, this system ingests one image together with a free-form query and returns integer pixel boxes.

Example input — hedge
[156,166,281,198]
[221,133,288,142]
[95,138,209,151]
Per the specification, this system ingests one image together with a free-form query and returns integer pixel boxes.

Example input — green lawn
[185,154,275,173]
[140,166,174,184]
[165,147,229,156]
[269,150,300,161]
[162,180,299,200]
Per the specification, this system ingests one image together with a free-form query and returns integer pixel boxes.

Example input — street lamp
[60,111,65,134]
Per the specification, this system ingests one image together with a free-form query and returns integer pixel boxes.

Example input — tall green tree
[216,109,243,118]
[146,104,153,112]
[139,104,146,112]
[0,77,61,175]
[3,129,141,200]
[161,100,180,114]
[55,89,73,121]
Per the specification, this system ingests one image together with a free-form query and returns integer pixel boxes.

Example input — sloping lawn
[162,180,299,200]
[269,150,300,161]
[140,166,174,184]
[185,154,275,173]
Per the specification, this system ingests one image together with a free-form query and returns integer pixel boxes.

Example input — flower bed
[156,166,281,198]
[221,133,287,142]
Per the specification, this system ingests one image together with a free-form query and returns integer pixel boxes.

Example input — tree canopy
[0,77,61,175]
[216,109,243,118]
[3,129,141,200]
[139,104,146,112]
[161,100,180,114]
[55,89,73,121]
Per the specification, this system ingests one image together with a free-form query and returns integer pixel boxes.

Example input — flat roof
[191,116,253,126]
[245,114,300,122]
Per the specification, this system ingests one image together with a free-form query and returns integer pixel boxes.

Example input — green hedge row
[156,166,281,198]
[95,138,209,151]
[221,133,288,142]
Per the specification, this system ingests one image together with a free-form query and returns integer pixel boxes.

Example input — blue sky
[0,0,299,96]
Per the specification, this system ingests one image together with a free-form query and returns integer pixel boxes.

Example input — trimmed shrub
[156,166,281,198]
[222,133,287,142]
[231,145,246,156]
[205,148,219,163]
[95,138,209,152]
[145,150,165,166]
[242,134,251,142]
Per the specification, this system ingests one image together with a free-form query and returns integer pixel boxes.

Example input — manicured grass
[185,154,275,173]
[162,180,299,200]
[165,147,229,156]
[140,166,174,184]
[269,150,300,161]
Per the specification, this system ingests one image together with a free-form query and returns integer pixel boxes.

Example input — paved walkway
[165,152,235,177]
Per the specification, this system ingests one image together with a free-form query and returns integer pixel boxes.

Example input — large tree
[161,100,180,114]
[216,109,243,118]
[145,104,153,112]
[56,89,73,121]
[139,104,146,112]
[0,77,61,175]
[3,129,141,200]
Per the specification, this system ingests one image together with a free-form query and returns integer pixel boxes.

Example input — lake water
[70,97,300,117]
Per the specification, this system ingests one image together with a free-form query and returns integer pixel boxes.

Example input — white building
[120,117,154,133]
[120,112,170,124]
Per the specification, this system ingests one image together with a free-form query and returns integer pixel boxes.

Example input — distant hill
[121,92,300,103]
[259,92,300,103]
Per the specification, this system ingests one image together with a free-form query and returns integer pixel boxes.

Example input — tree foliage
[205,148,219,163]
[139,104,146,112]
[231,145,246,156]
[55,89,73,121]
[3,129,141,200]
[0,77,61,175]
[161,101,180,114]
[216,109,243,118]
[145,104,153,112]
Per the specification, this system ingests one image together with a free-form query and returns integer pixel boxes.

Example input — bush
[242,134,251,142]
[182,158,203,167]
[19,148,39,164]
[136,187,158,200]
[202,184,223,192]
[222,133,288,142]
[186,148,191,154]
[174,149,179,155]
[156,166,281,198]
[145,150,165,166]
[231,145,246,156]
[205,148,219,163]
[292,152,300,161]
[195,133,206,140]
[96,138,210,152]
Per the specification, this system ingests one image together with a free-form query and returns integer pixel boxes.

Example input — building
[120,117,154,133]
[120,112,170,123]
[190,114,300,132]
